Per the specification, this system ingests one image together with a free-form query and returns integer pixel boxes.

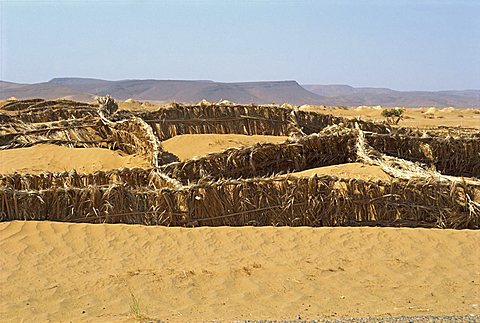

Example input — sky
[1,0,479,91]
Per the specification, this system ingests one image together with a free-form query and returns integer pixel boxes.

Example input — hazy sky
[1,0,479,90]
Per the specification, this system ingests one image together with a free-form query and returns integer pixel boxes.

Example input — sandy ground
[300,106,480,129]
[161,134,288,161]
[0,144,150,174]
[118,100,163,112]
[0,221,478,322]
[288,163,391,181]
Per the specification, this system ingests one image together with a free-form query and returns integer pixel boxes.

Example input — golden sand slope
[161,134,288,161]
[117,100,163,112]
[1,221,478,322]
[288,162,391,181]
[0,144,149,174]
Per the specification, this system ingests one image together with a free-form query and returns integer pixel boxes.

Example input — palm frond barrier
[0,175,478,229]
[1,98,479,229]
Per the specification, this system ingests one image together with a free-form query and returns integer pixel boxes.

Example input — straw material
[0,99,98,123]
[1,176,477,229]
[160,128,357,184]
[0,168,162,191]
[366,133,480,178]
[1,98,479,229]
[137,103,391,141]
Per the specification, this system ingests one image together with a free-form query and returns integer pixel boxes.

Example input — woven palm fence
[0,128,358,189]
[366,133,480,178]
[394,126,480,139]
[0,99,98,123]
[0,118,106,149]
[138,104,391,140]
[0,168,167,191]
[0,119,159,166]
[1,98,479,229]
[1,176,478,229]
[0,121,161,173]
[161,128,357,184]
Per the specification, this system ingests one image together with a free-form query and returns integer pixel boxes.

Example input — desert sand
[0,144,150,174]
[161,134,288,161]
[0,221,478,322]
[118,100,163,112]
[0,135,287,174]
[300,106,480,129]
[288,162,391,181]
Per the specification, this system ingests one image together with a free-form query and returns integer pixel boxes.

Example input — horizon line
[1,77,479,92]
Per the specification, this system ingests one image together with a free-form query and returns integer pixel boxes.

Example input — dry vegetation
[0,98,478,229]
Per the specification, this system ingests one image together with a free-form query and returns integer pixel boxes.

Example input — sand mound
[1,221,478,321]
[287,162,391,181]
[299,104,316,110]
[355,105,383,112]
[441,107,456,113]
[161,134,288,161]
[118,100,160,111]
[0,144,150,174]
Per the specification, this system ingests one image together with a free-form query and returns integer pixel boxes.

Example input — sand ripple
[1,221,479,321]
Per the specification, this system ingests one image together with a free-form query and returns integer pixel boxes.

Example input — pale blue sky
[1,0,479,90]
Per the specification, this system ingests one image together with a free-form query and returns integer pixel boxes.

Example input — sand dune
[0,144,150,174]
[0,221,478,322]
[288,163,391,181]
[161,134,288,161]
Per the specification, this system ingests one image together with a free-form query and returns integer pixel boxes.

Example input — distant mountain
[48,78,325,105]
[0,80,95,102]
[1,78,478,107]
[303,84,480,108]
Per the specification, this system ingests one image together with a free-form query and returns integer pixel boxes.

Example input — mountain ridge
[1,78,478,108]
[303,84,479,108]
